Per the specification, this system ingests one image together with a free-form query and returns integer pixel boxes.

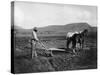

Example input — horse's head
[83,29,88,36]
[84,29,88,33]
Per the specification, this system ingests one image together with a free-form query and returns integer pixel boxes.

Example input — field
[13,32,97,74]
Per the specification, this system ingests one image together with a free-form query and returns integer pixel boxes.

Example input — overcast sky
[14,1,97,29]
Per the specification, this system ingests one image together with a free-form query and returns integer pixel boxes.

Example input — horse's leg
[81,39,84,49]
[79,40,81,49]
[72,40,76,54]
[79,38,82,49]
[66,38,70,49]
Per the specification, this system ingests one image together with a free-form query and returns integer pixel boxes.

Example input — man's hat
[33,27,37,31]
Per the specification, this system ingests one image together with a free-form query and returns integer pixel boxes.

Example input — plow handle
[38,41,47,50]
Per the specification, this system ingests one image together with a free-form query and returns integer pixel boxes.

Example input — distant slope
[38,22,92,32]
[13,25,32,33]
[14,22,97,36]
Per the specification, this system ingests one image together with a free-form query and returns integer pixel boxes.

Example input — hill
[38,22,92,32]
[13,22,97,36]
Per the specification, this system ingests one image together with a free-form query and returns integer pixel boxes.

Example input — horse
[66,29,88,53]
[77,29,88,49]
[66,31,80,53]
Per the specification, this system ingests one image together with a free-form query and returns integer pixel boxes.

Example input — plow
[38,41,65,51]
[31,39,66,58]
[31,39,89,58]
[38,41,66,56]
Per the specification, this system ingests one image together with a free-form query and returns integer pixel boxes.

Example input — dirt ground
[13,33,97,74]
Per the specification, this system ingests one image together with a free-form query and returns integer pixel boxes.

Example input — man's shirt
[32,31,39,41]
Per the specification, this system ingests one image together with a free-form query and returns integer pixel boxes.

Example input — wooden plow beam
[47,48,65,51]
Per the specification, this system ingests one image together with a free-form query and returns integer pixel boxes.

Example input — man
[31,27,39,58]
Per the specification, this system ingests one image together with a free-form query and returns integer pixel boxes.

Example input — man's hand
[35,39,39,42]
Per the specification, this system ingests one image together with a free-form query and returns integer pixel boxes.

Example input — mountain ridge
[13,22,97,36]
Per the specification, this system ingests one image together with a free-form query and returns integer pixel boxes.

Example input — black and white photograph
[11,1,97,74]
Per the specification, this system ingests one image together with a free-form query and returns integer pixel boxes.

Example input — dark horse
[77,29,88,49]
[66,29,88,53]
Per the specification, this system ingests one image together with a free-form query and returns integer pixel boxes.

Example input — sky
[14,1,97,29]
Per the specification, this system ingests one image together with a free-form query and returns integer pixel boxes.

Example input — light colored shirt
[32,31,39,41]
